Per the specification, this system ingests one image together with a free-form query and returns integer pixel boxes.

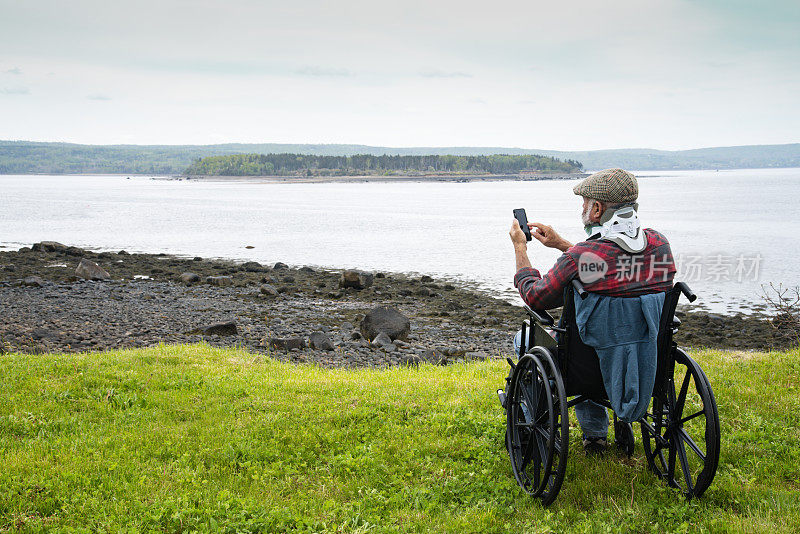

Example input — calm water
[2,169,798,313]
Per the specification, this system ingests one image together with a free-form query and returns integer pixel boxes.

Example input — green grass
[1,343,798,533]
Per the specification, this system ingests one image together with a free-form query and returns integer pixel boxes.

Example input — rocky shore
[0,243,794,367]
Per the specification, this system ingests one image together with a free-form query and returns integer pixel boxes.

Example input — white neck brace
[589,206,646,253]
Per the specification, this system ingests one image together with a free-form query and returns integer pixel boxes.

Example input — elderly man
[508,168,676,454]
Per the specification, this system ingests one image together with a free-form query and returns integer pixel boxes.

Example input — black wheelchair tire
[640,347,720,498]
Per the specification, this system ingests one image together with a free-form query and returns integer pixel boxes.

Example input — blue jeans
[513,329,609,439]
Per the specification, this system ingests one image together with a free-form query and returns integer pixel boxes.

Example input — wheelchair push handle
[571,279,589,299]
[675,281,697,302]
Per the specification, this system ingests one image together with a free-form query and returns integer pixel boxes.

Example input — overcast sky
[1,0,798,150]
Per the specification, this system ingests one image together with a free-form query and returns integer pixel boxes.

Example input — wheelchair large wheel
[506,347,569,505]
[641,348,720,498]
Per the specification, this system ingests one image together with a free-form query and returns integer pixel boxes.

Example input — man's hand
[509,220,529,248]
[509,220,533,271]
[530,223,573,252]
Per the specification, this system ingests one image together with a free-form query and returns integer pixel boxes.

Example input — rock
[340,321,354,332]
[245,245,255,249]
[375,272,385,278]
[399,354,422,367]
[260,284,279,296]
[195,321,238,336]
[308,331,335,351]
[300,266,315,273]
[32,241,84,255]
[117,250,129,255]
[417,287,432,297]
[372,332,394,348]
[180,272,201,284]
[273,262,289,270]
[31,241,67,253]
[75,258,111,281]
[421,348,447,365]
[32,328,53,339]
[3,264,15,272]
[350,330,362,340]
[420,275,433,283]
[241,261,265,272]
[206,276,233,287]
[466,351,488,361]
[193,256,203,261]
[22,276,45,287]
[339,270,374,290]
[360,306,411,341]
[269,337,306,351]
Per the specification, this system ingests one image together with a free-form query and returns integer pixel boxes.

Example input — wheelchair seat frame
[499,279,720,505]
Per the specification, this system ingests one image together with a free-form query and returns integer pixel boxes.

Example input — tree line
[183,153,583,176]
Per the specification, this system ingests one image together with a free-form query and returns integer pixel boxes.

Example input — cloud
[0,86,30,95]
[87,94,112,101]
[294,66,353,77]
[420,70,472,78]
[4,67,23,75]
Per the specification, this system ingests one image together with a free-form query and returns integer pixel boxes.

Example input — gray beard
[581,205,593,226]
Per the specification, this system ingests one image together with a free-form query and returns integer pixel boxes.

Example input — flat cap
[573,168,638,203]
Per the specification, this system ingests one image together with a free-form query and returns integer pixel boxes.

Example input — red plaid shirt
[514,228,676,310]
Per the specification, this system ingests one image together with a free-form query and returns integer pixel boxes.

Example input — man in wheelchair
[508,168,676,455]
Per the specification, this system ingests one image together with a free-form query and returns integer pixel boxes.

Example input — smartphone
[513,208,532,241]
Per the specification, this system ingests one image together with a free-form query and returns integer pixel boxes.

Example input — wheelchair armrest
[523,304,555,326]
[675,282,697,302]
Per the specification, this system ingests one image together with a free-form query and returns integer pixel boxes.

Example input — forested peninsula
[183,153,583,177]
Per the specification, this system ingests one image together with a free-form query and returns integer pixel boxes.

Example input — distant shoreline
[169,172,587,184]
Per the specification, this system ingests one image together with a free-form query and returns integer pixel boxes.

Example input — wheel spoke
[679,410,705,426]
[675,368,691,416]
[675,433,695,494]
[677,427,706,462]
[520,378,538,421]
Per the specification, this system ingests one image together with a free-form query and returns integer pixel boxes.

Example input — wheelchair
[498,279,720,505]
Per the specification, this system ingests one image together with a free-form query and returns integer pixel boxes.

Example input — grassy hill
[1,344,799,532]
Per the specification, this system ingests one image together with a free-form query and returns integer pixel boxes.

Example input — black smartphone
[513,208,532,241]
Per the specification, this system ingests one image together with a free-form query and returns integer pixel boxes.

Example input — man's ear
[592,201,605,222]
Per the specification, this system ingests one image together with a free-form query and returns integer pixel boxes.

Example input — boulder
[32,241,84,255]
[360,306,411,341]
[273,262,289,270]
[300,266,315,273]
[241,261,265,272]
[420,275,433,283]
[193,256,203,261]
[339,270,374,290]
[195,321,238,336]
[180,272,201,284]
[206,275,233,287]
[308,331,335,351]
[75,258,111,280]
[31,241,68,253]
[117,250,129,255]
[22,276,45,287]
[260,283,279,296]
[269,337,306,351]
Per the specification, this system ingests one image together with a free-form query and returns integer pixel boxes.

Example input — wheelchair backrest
[558,282,682,399]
